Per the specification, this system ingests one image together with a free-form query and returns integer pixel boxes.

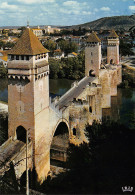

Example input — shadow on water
[49,79,74,97]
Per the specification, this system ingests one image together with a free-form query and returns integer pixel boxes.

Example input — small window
[73,128,76,136]
[91,60,93,64]
[91,52,93,56]
[89,106,92,113]
[16,55,19,60]
[26,56,29,61]
[21,55,24,60]
[11,55,14,60]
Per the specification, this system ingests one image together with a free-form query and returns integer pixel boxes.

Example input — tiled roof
[0,55,8,62]
[72,52,77,56]
[8,28,49,55]
[0,50,8,61]
[86,32,101,43]
[54,49,62,52]
[32,29,42,31]
[108,30,119,38]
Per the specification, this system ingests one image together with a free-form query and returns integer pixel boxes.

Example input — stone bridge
[0,29,122,182]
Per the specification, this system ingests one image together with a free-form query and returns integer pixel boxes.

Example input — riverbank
[122,57,135,87]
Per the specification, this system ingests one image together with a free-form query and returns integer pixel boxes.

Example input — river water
[0,78,135,128]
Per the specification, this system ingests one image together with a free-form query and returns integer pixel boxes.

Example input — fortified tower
[85,32,101,77]
[107,30,119,64]
[8,27,50,179]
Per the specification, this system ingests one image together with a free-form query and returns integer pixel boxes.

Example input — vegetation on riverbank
[43,39,78,55]
[0,65,7,78]
[121,64,135,88]
[49,51,85,80]
[120,40,134,56]
[0,113,8,146]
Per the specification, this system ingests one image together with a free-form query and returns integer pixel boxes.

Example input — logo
[122,186,133,192]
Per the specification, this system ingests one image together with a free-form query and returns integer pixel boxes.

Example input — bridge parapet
[49,97,62,117]
[70,99,88,106]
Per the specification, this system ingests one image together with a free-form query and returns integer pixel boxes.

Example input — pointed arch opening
[50,121,69,164]
[110,59,114,64]
[89,69,95,77]
[16,126,26,143]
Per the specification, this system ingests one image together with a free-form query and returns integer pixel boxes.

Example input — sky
[0,0,135,26]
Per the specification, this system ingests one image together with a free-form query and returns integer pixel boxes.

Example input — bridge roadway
[0,139,25,175]
[56,76,95,110]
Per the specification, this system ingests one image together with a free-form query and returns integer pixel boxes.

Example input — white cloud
[17,0,55,4]
[0,10,5,14]
[0,2,18,10]
[60,8,80,15]
[100,7,110,11]
[82,11,91,15]
[63,1,79,6]
[94,8,98,12]
[129,6,135,11]
[63,0,87,8]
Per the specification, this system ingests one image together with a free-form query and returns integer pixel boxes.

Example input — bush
[0,64,7,78]
[49,51,85,80]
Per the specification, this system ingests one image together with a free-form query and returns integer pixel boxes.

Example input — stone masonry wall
[85,44,101,76]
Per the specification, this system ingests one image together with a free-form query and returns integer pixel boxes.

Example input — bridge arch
[52,118,70,137]
[50,119,70,162]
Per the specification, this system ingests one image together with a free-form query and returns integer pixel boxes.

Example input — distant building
[32,27,43,37]
[53,49,64,59]
[70,36,81,45]
[10,29,21,34]
[44,26,61,34]
[67,52,78,58]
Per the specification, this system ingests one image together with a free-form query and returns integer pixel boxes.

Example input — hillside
[70,15,135,31]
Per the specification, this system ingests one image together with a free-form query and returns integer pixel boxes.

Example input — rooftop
[108,30,119,38]
[8,28,49,56]
[86,32,101,43]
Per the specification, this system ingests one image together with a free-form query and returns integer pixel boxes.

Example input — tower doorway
[16,126,26,143]
[89,69,95,77]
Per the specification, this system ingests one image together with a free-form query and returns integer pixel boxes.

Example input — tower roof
[9,28,49,55]
[86,32,101,43]
[108,30,119,38]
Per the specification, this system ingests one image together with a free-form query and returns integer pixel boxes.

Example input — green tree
[0,40,4,49]
[4,42,15,49]
[0,64,7,78]
[58,40,78,55]
[38,120,135,194]
[49,51,85,80]
[120,39,134,56]
[49,59,60,79]
[43,40,56,52]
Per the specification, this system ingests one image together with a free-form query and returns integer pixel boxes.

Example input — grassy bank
[122,64,135,88]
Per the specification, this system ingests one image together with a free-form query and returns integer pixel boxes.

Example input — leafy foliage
[43,39,57,52]
[0,40,15,50]
[38,120,135,194]
[58,40,78,55]
[0,113,8,145]
[49,51,85,80]
[0,65,7,78]
[120,40,134,56]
